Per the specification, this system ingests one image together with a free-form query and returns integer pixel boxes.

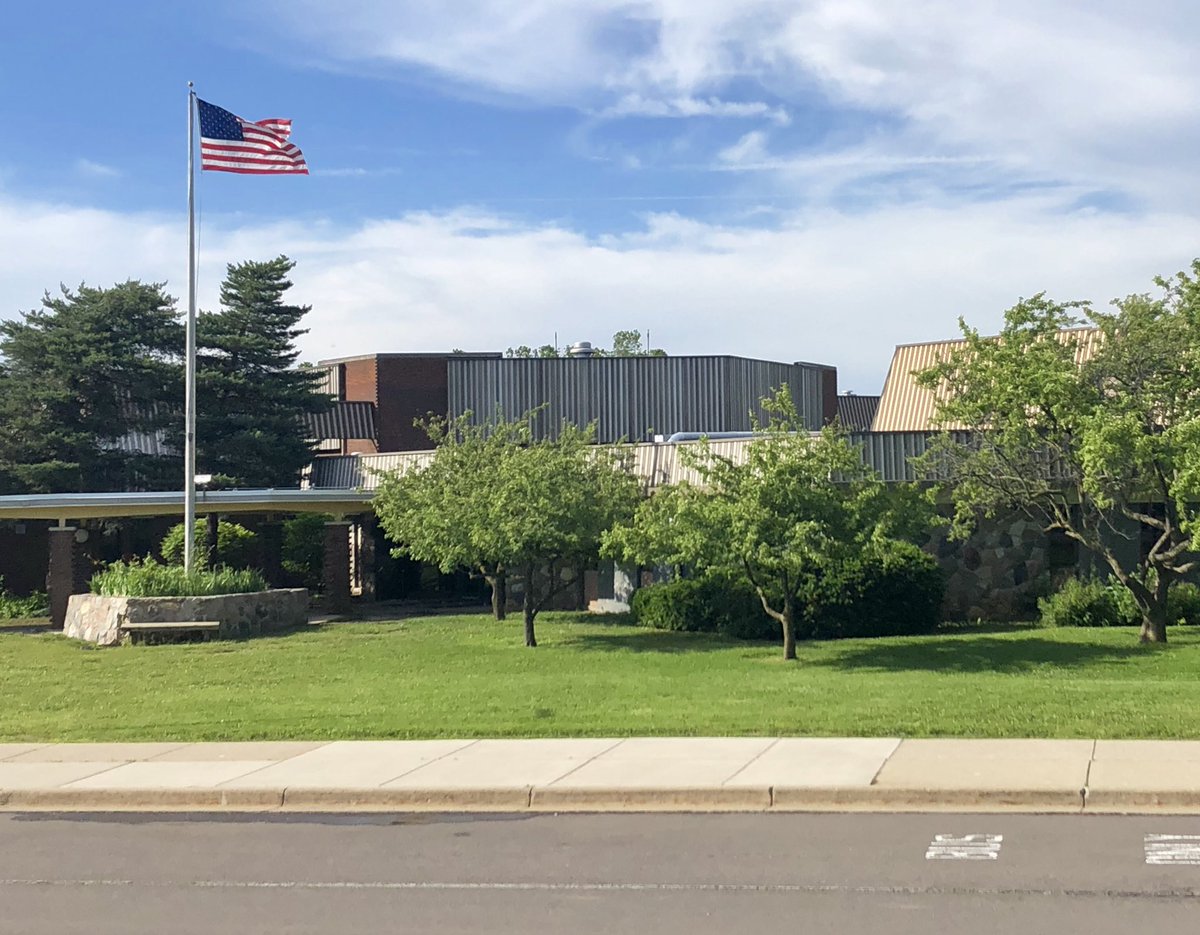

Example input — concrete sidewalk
[1,738,1198,813]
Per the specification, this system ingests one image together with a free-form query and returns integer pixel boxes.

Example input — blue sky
[3,1,1200,393]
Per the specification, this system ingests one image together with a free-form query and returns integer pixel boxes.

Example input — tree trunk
[781,595,796,661]
[487,571,507,621]
[575,566,587,611]
[1139,573,1170,644]
[523,595,537,648]
[523,563,537,647]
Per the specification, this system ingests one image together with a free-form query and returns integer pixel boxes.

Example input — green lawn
[2,614,1200,742]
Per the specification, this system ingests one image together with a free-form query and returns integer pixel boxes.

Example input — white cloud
[596,93,790,124]
[718,130,770,165]
[75,159,121,179]
[247,1,1200,207]
[3,193,1198,394]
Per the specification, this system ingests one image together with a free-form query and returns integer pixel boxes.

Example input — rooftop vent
[567,341,595,358]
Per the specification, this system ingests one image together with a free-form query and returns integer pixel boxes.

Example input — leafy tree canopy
[375,411,640,645]
[505,329,666,358]
[916,262,1200,643]
[605,387,931,659]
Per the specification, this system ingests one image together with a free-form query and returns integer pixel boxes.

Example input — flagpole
[184,82,197,574]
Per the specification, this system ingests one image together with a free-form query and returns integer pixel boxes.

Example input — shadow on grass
[559,628,758,654]
[813,632,1163,674]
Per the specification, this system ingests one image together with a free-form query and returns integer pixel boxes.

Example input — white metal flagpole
[184,82,197,574]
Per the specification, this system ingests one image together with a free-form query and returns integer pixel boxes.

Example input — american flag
[197,99,308,175]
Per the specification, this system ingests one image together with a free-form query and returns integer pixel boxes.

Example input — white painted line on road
[1145,834,1200,865]
[925,834,1003,860]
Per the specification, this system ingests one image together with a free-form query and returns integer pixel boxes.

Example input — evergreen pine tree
[0,281,181,492]
[196,256,329,488]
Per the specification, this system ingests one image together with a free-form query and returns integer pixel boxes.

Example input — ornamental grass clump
[90,560,266,597]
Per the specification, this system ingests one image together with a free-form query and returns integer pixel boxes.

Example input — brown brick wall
[374,357,450,451]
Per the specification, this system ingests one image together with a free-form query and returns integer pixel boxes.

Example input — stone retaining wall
[64,589,309,646]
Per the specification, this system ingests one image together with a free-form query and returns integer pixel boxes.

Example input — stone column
[322,521,353,615]
[258,521,284,588]
[48,526,83,630]
[613,564,639,604]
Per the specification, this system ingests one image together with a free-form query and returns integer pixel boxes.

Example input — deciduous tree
[375,412,640,645]
[606,389,923,659]
[916,266,1200,643]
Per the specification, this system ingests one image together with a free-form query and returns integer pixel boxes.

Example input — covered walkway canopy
[0,488,372,522]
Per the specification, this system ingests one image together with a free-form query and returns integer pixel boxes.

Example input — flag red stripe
[201,142,304,159]
[201,164,310,175]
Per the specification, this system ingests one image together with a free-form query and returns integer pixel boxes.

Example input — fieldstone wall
[929,513,1060,621]
[64,589,309,646]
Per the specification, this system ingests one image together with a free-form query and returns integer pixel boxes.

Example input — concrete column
[258,522,284,588]
[322,521,353,614]
[48,527,83,630]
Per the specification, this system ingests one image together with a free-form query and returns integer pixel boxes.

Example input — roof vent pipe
[567,341,595,358]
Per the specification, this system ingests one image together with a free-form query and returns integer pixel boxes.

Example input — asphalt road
[3,812,1200,934]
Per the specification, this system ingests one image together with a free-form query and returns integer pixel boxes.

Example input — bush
[90,560,267,597]
[282,513,331,588]
[0,577,48,619]
[1039,577,1128,627]
[797,541,944,639]
[631,572,774,641]
[1106,577,1200,628]
[160,521,258,568]
[630,545,944,643]
[1169,583,1200,626]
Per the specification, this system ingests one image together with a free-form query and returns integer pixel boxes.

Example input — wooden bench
[120,621,221,645]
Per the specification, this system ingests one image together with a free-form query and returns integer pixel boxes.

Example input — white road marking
[926,834,1003,860]
[1145,834,1200,865]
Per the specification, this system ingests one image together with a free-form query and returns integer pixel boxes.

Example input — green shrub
[282,513,331,588]
[1039,577,1128,627]
[90,559,267,597]
[797,541,944,639]
[632,545,943,643]
[631,572,774,641]
[1108,577,1200,627]
[160,521,258,568]
[1169,583,1200,626]
[0,577,49,619]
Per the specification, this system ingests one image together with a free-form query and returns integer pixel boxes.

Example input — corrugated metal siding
[313,364,341,398]
[304,401,377,441]
[873,328,1103,432]
[447,356,829,443]
[308,434,942,490]
[836,395,880,432]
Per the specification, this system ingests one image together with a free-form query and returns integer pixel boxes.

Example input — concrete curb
[0,788,286,810]
[529,786,772,812]
[6,785,1191,813]
[282,787,533,811]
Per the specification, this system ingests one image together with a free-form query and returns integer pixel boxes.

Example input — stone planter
[64,589,309,646]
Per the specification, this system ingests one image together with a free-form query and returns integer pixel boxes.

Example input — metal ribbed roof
[872,328,1103,431]
[835,395,880,432]
[304,401,377,441]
